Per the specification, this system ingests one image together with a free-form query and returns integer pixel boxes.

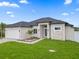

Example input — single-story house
[5,17,74,40]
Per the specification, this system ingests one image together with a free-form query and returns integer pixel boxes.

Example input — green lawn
[0,39,79,59]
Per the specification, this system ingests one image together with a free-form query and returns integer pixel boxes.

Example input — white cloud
[0,1,19,7]
[64,0,72,5]
[6,11,13,14]
[75,8,79,11]
[6,11,15,18]
[61,12,69,16]
[19,0,29,4]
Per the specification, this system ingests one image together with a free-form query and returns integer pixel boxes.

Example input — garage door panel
[5,28,20,39]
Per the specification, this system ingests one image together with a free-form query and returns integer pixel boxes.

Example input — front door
[43,25,47,38]
[44,28,47,37]
[41,25,47,38]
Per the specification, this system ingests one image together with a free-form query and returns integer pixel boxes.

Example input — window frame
[54,26,61,31]
[33,29,37,34]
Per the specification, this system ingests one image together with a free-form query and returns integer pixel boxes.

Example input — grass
[0,39,79,59]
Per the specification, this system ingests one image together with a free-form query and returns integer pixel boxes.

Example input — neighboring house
[5,17,74,40]
[74,27,79,31]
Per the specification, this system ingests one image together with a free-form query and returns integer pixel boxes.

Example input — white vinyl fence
[74,31,79,42]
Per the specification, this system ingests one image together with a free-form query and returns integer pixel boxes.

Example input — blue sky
[0,0,79,27]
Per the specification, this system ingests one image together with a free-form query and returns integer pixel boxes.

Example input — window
[33,29,37,34]
[55,27,61,30]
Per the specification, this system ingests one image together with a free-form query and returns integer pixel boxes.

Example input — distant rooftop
[74,27,79,31]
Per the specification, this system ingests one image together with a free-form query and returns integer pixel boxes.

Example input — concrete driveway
[0,38,17,44]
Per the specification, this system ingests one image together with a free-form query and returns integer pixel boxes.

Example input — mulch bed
[20,37,40,42]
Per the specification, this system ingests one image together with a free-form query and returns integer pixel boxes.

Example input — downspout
[65,24,66,41]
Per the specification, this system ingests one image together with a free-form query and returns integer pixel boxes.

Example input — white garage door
[74,31,79,42]
[5,28,20,39]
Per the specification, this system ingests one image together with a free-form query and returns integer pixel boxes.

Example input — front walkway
[0,38,43,44]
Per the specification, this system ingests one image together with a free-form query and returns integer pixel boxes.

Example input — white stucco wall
[5,28,20,39]
[32,26,40,38]
[32,23,51,38]
[38,23,50,38]
[65,26,74,40]
[74,31,79,42]
[51,24,65,40]
[20,27,31,39]
[5,23,75,41]
[5,27,31,39]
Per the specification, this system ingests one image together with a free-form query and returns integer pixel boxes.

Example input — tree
[0,22,6,38]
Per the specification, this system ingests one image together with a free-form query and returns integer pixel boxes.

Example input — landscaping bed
[20,37,40,42]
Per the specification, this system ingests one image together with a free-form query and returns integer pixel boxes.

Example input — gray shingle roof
[6,17,73,28]
[31,17,65,23]
[30,17,73,26]
[6,21,31,28]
